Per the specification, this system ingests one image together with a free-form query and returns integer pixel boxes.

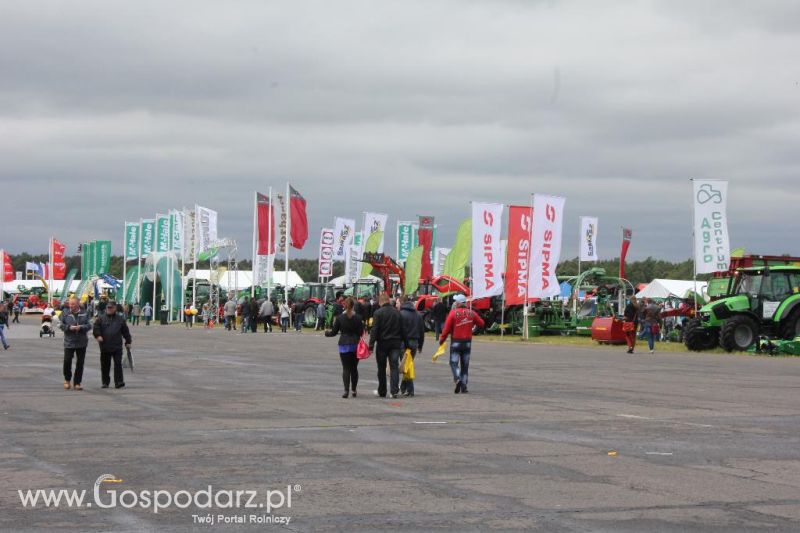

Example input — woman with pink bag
[325,297,365,398]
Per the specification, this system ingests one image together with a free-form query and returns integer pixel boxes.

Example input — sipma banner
[580,216,599,262]
[471,202,504,299]
[693,179,730,274]
[528,195,566,299]
[505,205,533,306]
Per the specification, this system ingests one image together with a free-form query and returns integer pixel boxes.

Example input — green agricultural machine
[684,266,800,352]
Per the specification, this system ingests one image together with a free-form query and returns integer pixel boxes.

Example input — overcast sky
[1,0,798,263]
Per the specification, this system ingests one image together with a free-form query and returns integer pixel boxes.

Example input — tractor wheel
[422,311,434,332]
[720,315,759,352]
[683,319,718,351]
[303,304,317,328]
[779,308,800,340]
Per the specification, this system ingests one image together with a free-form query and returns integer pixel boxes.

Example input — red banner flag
[620,228,632,279]
[2,251,14,282]
[417,216,434,280]
[504,205,533,306]
[52,239,67,280]
[289,186,308,250]
[256,193,276,255]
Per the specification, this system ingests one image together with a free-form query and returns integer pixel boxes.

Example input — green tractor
[684,266,800,352]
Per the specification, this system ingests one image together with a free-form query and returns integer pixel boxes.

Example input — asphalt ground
[1,319,799,532]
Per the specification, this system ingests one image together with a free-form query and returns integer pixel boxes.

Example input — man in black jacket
[431,297,449,339]
[399,296,425,397]
[93,300,132,389]
[369,293,407,398]
[60,297,92,391]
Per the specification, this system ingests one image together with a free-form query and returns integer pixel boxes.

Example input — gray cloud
[1,0,799,264]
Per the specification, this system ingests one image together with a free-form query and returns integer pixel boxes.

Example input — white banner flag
[333,217,356,260]
[529,195,566,299]
[195,205,218,253]
[471,202,505,299]
[254,254,275,287]
[693,180,730,274]
[433,247,451,277]
[579,216,599,262]
[318,228,335,278]
[345,244,362,283]
[363,212,389,253]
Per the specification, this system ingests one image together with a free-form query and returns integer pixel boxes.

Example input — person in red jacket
[438,294,484,394]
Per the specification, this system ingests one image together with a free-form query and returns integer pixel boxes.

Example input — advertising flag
[140,219,155,256]
[289,186,308,249]
[620,228,632,279]
[443,218,471,281]
[471,203,504,299]
[433,247,451,277]
[580,216,599,262]
[404,246,424,295]
[333,217,356,260]
[417,216,435,280]
[195,206,218,253]
[125,223,140,260]
[26,262,38,275]
[52,239,67,279]
[363,213,389,253]
[1,251,14,282]
[170,210,184,254]
[95,240,112,275]
[256,193,276,255]
[504,205,533,306]
[345,244,361,283]
[528,195,566,299]
[254,254,275,287]
[396,222,415,262]
[156,214,170,253]
[693,180,731,274]
[360,230,384,278]
[86,241,97,278]
[318,228,335,278]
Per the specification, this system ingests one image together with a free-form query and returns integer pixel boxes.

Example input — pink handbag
[356,335,371,360]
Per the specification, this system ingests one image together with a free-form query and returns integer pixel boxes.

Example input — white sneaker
[649,349,655,354]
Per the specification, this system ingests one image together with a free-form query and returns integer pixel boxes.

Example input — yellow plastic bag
[402,349,416,381]
[432,343,446,363]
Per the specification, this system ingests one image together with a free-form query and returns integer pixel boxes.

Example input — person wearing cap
[439,294,484,394]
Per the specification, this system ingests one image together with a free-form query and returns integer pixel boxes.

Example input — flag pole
[179,208,186,323]
[0,249,5,305]
[690,178,698,314]
[121,228,127,307]
[251,191,257,299]
[136,220,143,307]
[267,186,273,301]
[284,182,290,304]
[49,237,54,306]
[523,194,535,340]
[192,206,198,312]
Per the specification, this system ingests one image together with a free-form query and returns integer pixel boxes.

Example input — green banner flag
[397,222,414,262]
[86,241,97,278]
[156,214,170,253]
[125,222,140,260]
[95,240,112,275]
[443,218,471,281]
[60,268,78,300]
[81,242,89,280]
[404,246,424,295]
[360,231,384,278]
[140,219,155,256]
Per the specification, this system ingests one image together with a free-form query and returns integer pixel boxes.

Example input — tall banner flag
[433,247,451,277]
[580,216,599,262]
[156,214,171,253]
[51,239,67,280]
[125,223,140,260]
[620,228,632,279]
[86,241,97,278]
[195,206,218,253]
[170,210,184,254]
[183,209,196,262]
[528,195,566,299]
[404,246,424,295]
[95,240,112,275]
[505,205,533,306]
[345,244,362,283]
[443,218,471,281]
[276,194,287,254]
[417,216,435,280]
[254,254,275,287]
[471,202,505,299]
[360,230,384,278]
[333,217,356,260]
[693,180,731,274]
[396,222,415,262]
[2,251,14,282]
[256,193,276,255]
[289,186,308,249]
[318,228,335,279]
[141,219,155,256]
[80,242,88,279]
[363,213,389,253]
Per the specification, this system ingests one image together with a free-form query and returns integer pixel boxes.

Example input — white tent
[636,279,708,300]
[328,274,381,288]
[1,279,118,294]
[184,269,304,291]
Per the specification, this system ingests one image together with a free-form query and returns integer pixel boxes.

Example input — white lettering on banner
[529,195,566,299]
[693,180,730,274]
[318,228,335,278]
[471,202,504,299]
[515,213,530,298]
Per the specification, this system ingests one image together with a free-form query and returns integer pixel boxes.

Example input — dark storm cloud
[1,0,798,263]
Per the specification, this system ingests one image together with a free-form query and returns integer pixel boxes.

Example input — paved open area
[1,321,799,532]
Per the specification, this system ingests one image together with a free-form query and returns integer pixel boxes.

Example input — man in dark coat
[399,296,425,397]
[60,297,92,390]
[93,300,132,389]
[369,293,407,398]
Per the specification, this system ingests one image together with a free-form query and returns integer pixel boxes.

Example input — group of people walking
[623,296,663,354]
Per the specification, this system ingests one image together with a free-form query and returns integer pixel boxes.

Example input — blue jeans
[294,314,303,331]
[450,341,471,386]
[0,325,8,349]
[643,324,656,351]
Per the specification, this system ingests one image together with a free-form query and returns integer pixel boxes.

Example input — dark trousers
[434,320,444,339]
[63,347,87,385]
[339,351,359,392]
[144,316,151,325]
[12,312,19,323]
[225,315,235,330]
[280,317,288,332]
[101,350,124,387]
[132,315,140,326]
[294,314,303,331]
[316,317,324,330]
[449,341,471,387]
[375,346,402,397]
[263,316,272,332]
[400,348,417,395]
